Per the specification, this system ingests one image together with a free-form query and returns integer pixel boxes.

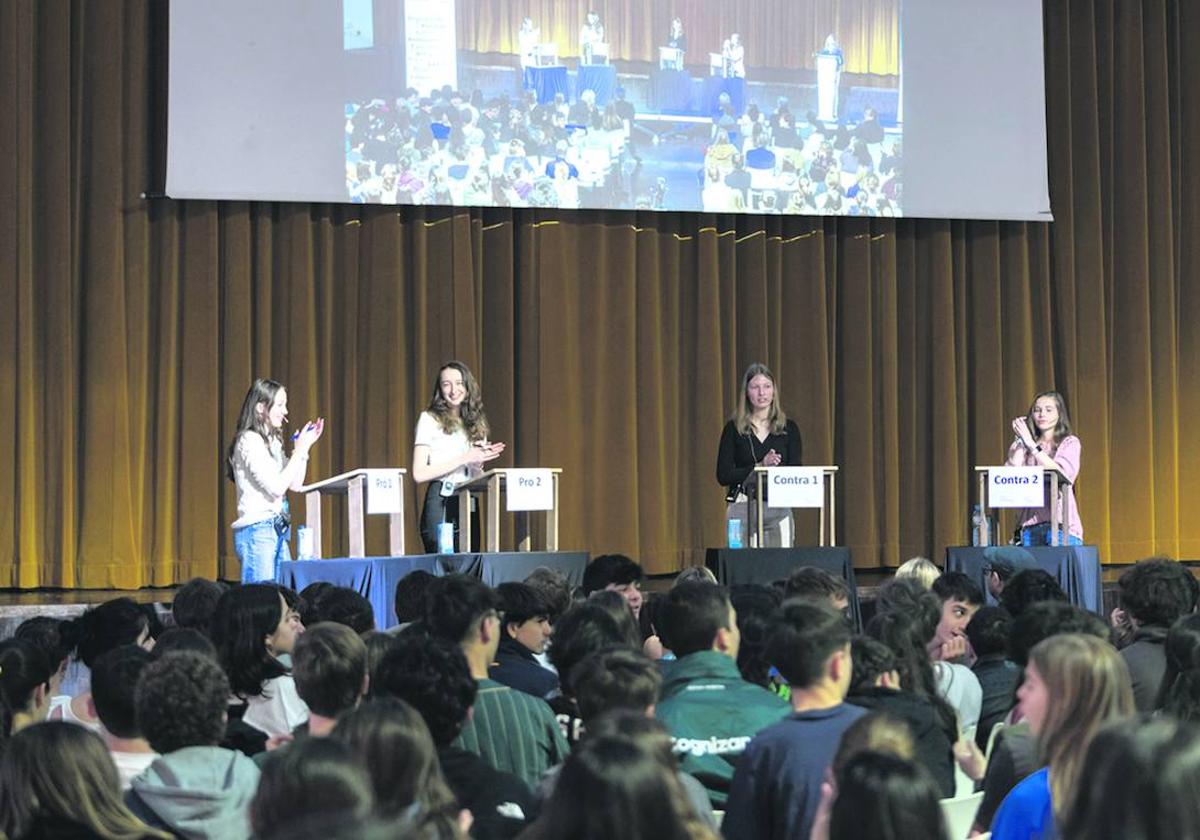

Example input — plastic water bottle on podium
[438,521,456,555]
[970,505,988,546]
[296,526,314,560]
[727,517,744,549]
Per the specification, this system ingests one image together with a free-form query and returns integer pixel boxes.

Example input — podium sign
[365,469,403,514]
[504,468,554,511]
[987,467,1043,508]
[766,467,825,508]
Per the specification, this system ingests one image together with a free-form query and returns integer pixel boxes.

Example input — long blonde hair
[733,362,787,435]
[1029,633,1134,817]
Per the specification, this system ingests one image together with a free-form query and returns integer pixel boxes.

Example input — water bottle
[295,525,314,560]
[970,505,985,547]
[727,517,744,549]
[437,521,456,555]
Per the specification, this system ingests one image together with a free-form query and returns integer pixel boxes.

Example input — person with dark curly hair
[1114,557,1200,711]
[127,651,261,839]
[373,633,534,838]
[998,569,1068,618]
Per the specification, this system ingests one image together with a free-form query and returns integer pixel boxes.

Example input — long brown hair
[733,362,787,435]
[426,361,490,442]
[226,378,285,482]
[0,722,173,839]
[1025,390,1074,446]
[1029,633,1134,818]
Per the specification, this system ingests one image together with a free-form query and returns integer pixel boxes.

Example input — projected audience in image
[342,1,901,215]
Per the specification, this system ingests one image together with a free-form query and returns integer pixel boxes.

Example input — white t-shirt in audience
[242,675,309,737]
[111,750,158,790]
[934,661,983,732]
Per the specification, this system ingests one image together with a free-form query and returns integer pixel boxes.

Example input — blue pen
[290,422,314,441]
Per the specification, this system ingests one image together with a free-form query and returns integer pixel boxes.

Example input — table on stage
[456,468,562,552]
[704,546,862,630]
[651,68,693,112]
[576,64,616,105]
[278,550,588,630]
[524,65,568,104]
[944,546,1102,614]
[703,75,745,116]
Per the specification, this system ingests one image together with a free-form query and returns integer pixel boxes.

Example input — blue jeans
[1021,523,1083,547]
[234,518,292,584]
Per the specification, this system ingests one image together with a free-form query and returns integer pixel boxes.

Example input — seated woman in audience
[1157,612,1200,719]
[333,697,467,836]
[1060,716,1200,840]
[521,728,719,840]
[990,633,1135,839]
[0,638,53,738]
[13,615,73,697]
[52,597,155,727]
[251,736,375,840]
[894,557,940,589]
[211,583,308,741]
[818,751,950,840]
[0,721,171,839]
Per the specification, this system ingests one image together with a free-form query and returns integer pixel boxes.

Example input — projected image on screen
[342,1,902,215]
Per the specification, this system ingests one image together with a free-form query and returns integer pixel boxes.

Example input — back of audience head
[1117,557,1199,629]
[372,634,476,746]
[394,569,437,626]
[298,581,336,627]
[673,566,717,588]
[332,697,460,829]
[210,583,294,698]
[252,735,374,840]
[523,727,714,840]
[964,606,1011,660]
[587,589,644,648]
[1022,633,1134,812]
[658,581,738,660]
[849,635,900,695]
[783,566,851,612]
[171,577,227,634]
[0,721,171,840]
[425,574,501,646]
[60,597,153,669]
[1157,612,1200,717]
[136,650,230,754]
[581,553,644,616]
[1061,716,1200,840]
[313,587,376,634]
[866,606,957,732]
[730,585,783,687]
[894,557,940,589]
[981,546,1038,597]
[0,638,52,737]
[1007,601,1109,667]
[91,645,154,740]
[767,600,851,693]
[361,630,396,690]
[523,565,575,623]
[829,751,949,840]
[151,627,218,660]
[548,603,635,694]
[14,615,72,694]
[831,711,915,774]
[293,622,367,721]
[570,648,661,722]
[496,581,553,653]
[999,569,1068,617]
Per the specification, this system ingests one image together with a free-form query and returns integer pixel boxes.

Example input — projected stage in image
[342,0,902,215]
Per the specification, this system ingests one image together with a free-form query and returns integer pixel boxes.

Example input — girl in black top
[716,363,802,546]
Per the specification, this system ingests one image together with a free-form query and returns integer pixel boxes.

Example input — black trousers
[420,480,479,553]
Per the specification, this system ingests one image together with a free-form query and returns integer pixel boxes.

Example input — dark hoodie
[125,746,260,839]
[846,686,957,797]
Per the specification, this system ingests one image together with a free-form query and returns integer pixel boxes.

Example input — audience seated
[211,583,308,741]
[170,577,227,635]
[523,566,576,625]
[930,571,984,662]
[13,615,72,697]
[0,638,53,737]
[894,557,940,589]
[251,735,375,840]
[1158,612,1200,719]
[127,651,261,839]
[989,634,1134,839]
[655,581,789,806]
[998,569,1068,617]
[308,586,376,635]
[782,567,851,615]
[723,601,866,840]
[489,582,558,699]
[581,553,645,619]
[151,626,218,659]
[1114,557,1199,710]
[816,750,950,840]
[966,605,1020,749]
[981,546,1039,599]
[830,710,916,770]
[845,635,957,797]
[392,569,437,629]
[424,574,569,786]
[291,622,367,739]
[90,645,158,788]
[332,698,467,835]
[372,633,534,838]
[729,585,784,691]
[546,602,637,744]
[0,721,171,839]
[587,588,645,648]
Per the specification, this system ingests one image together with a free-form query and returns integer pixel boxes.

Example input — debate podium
[974,465,1074,546]
[299,468,406,559]
[456,468,563,552]
[752,465,839,547]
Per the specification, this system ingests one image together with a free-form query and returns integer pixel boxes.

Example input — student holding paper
[716,363,802,547]
[226,378,324,583]
[1005,390,1083,545]
[412,361,505,553]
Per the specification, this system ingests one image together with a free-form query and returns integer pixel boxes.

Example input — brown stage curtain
[456,0,900,75]
[1,1,1199,587]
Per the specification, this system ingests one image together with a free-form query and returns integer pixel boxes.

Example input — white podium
[299,468,406,559]
[816,53,841,121]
